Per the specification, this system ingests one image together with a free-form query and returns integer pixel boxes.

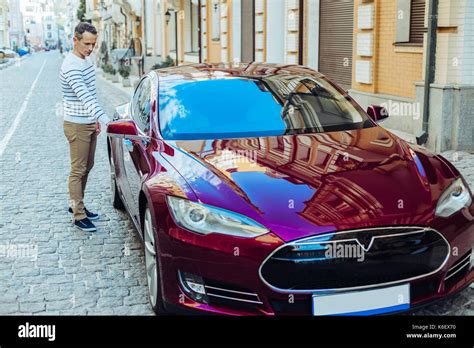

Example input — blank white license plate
[312,284,410,316]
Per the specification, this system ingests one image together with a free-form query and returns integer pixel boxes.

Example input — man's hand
[95,122,101,135]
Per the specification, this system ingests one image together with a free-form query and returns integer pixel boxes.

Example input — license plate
[312,284,410,316]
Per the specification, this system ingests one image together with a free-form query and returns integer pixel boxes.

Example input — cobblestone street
[0,51,472,316]
[0,52,153,315]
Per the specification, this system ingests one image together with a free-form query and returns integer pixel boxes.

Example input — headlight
[166,196,270,238]
[435,178,472,217]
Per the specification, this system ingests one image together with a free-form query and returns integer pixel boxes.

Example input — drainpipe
[298,0,304,65]
[252,0,255,61]
[175,10,179,65]
[417,0,438,145]
[198,0,202,63]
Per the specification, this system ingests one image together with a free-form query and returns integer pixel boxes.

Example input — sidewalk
[384,127,417,144]
[96,68,139,98]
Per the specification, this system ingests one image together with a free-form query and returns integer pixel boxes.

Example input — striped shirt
[60,53,110,124]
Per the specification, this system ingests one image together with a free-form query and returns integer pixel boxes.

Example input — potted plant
[150,55,176,70]
[110,67,119,83]
[119,65,131,87]
[101,64,109,78]
[102,64,113,80]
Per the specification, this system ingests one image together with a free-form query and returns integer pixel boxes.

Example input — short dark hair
[74,22,97,40]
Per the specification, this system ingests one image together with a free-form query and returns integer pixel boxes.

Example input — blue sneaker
[68,207,99,221]
[74,217,97,232]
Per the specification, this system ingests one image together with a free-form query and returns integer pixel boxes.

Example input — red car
[106,63,473,316]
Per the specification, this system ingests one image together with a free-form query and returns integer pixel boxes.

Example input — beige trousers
[64,121,97,221]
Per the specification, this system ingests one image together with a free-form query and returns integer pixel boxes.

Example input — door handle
[123,139,134,152]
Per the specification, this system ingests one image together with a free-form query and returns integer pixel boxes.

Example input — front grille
[203,278,263,310]
[260,227,450,292]
[444,250,471,288]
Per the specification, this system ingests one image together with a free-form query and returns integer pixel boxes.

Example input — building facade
[86,0,143,73]
[91,0,472,151]
[349,0,474,152]
[21,0,44,47]
[8,0,25,50]
[64,0,79,51]
[21,0,60,48]
[43,8,58,47]
[0,0,9,48]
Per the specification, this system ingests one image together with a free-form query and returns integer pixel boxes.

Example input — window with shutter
[409,0,426,44]
[395,0,426,45]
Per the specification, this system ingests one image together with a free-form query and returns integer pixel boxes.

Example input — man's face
[73,31,97,58]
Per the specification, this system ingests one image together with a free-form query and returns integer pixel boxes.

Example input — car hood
[161,127,455,242]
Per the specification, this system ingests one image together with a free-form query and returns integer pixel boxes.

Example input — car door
[122,76,152,226]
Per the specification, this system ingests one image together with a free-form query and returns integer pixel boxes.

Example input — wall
[460,0,474,85]
[305,0,320,70]
[231,0,241,62]
[266,0,285,63]
[352,0,424,99]
[350,0,425,139]
[240,0,253,62]
[434,0,465,85]
[420,0,474,151]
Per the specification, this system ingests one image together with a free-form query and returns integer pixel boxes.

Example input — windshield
[159,75,374,140]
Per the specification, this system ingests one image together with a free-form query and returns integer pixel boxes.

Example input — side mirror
[367,105,389,123]
[107,120,151,142]
[107,120,139,138]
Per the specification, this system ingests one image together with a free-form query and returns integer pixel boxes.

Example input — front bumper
[154,206,474,316]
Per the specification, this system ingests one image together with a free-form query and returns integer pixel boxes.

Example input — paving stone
[19,302,46,313]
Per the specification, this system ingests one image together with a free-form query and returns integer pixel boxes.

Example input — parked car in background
[0,48,18,59]
[106,63,473,316]
[17,47,30,57]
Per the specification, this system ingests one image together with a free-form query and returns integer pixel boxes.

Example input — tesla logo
[355,235,375,252]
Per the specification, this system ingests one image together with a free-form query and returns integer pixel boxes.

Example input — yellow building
[349,0,426,139]
[349,0,473,152]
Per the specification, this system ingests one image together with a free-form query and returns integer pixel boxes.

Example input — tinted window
[159,76,373,140]
[132,77,151,133]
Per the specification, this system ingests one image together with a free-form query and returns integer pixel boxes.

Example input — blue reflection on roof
[159,78,286,140]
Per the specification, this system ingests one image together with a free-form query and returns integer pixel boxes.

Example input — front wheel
[143,207,166,315]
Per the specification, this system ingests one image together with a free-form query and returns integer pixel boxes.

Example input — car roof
[152,62,324,87]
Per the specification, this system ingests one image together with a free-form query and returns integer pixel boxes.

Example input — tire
[143,206,166,315]
[110,156,125,210]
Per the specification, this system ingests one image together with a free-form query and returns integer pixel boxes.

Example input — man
[60,22,111,232]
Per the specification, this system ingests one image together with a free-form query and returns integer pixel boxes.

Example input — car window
[131,77,151,134]
[158,75,374,141]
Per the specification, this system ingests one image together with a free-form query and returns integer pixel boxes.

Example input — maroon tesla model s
[106,63,473,316]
